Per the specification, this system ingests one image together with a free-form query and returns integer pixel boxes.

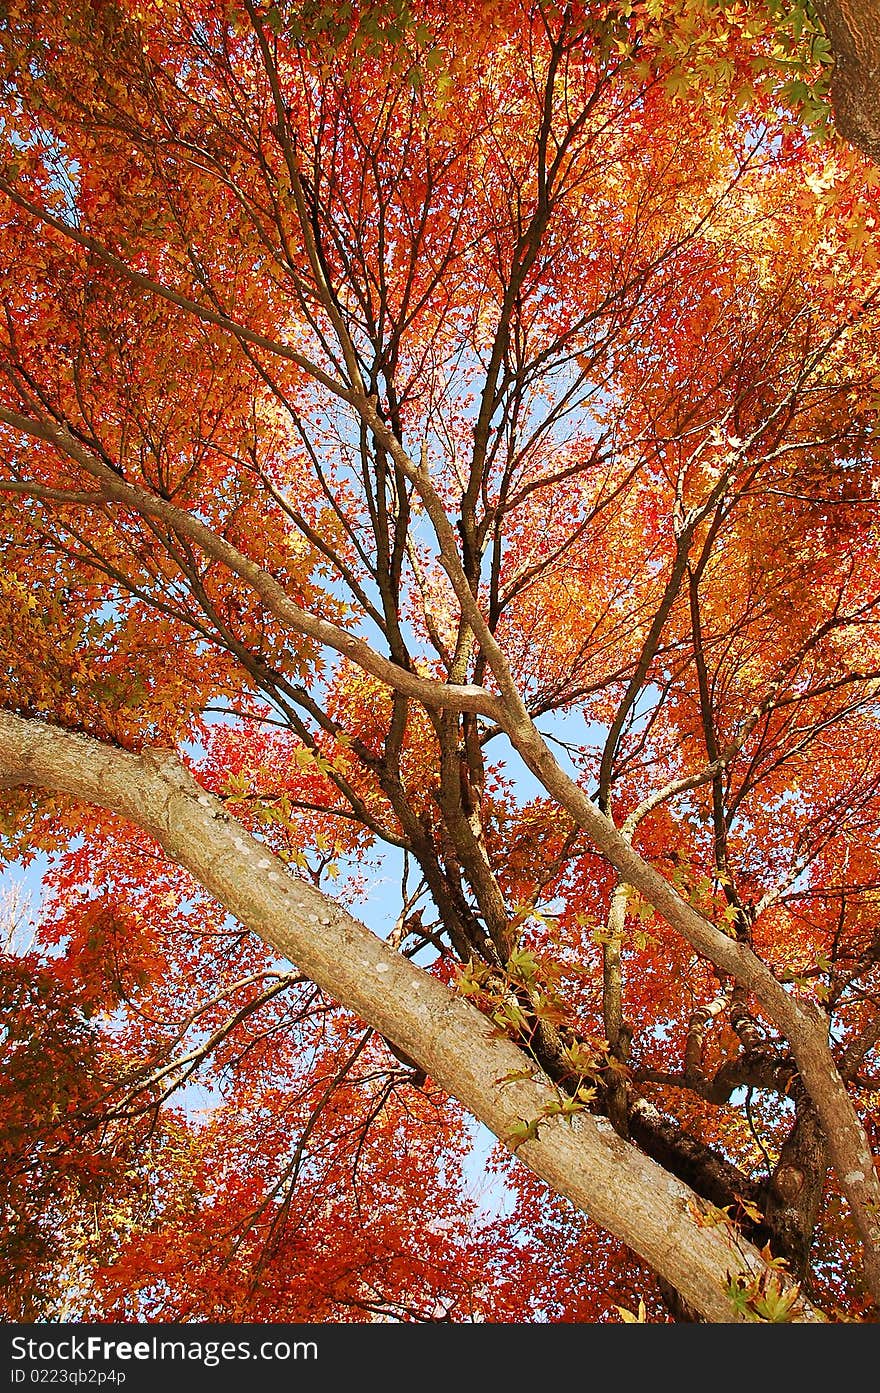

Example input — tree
[1,0,879,1322]
[813,0,880,162]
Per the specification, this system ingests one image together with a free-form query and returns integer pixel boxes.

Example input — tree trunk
[816,0,880,163]
[0,711,826,1323]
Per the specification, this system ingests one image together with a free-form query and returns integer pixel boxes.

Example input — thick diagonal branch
[0,710,824,1323]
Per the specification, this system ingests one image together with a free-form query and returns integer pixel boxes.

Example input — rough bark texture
[816,0,880,163]
[0,711,825,1324]
[762,1101,829,1283]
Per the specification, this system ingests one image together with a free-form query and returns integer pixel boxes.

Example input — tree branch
[0,709,824,1323]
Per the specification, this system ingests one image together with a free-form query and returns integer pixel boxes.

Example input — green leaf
[507,1117,541,1149]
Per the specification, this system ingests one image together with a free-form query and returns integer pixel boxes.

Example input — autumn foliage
[1,0,879,1323]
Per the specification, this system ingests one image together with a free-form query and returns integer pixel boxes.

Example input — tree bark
[762,1101,828,1283]
[0,711,825,1323]
[816,0,880,163]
